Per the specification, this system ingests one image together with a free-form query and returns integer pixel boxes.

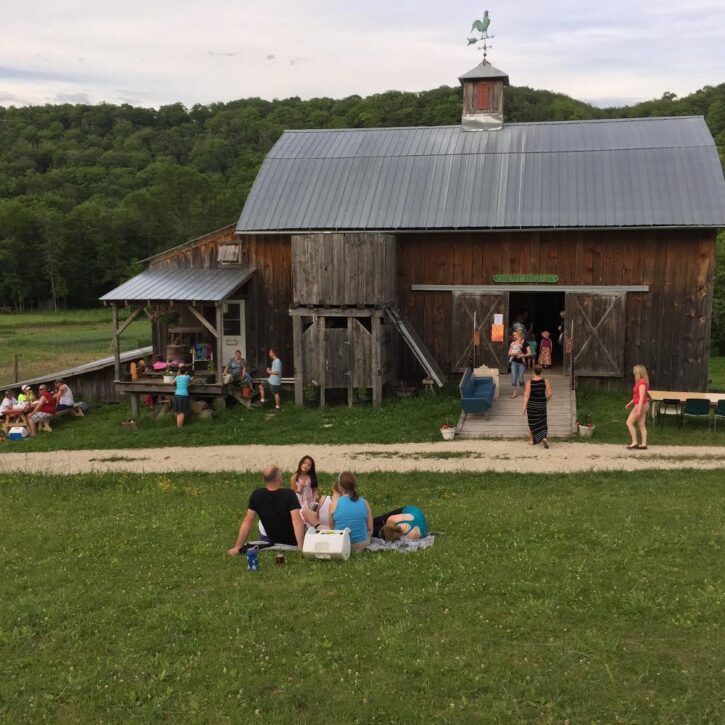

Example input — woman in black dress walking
[522,364,552,448]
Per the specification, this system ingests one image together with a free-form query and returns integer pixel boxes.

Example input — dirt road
[2,440,725,476]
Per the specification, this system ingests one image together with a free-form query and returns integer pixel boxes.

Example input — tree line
[1,82,724,349]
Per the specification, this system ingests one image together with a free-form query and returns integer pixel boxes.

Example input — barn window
[475,82,491,111]
[217,245,241,265]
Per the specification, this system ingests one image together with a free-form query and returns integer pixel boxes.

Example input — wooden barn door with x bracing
[451,292,509,373]
[565,292,626,377]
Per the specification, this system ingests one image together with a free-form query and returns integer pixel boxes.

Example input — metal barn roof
[236,116,725,231]
[100,267,255,303]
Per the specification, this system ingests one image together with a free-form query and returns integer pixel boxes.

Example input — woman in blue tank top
[329,471,372,550]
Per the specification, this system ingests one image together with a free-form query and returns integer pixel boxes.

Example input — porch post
[215,302,226,411]
[111,303,121,381]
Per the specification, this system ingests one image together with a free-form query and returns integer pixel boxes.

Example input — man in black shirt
[227,465,304,553]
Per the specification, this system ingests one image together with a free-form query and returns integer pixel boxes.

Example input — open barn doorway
[508,291,566,368]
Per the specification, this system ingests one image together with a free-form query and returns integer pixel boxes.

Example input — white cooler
[302,528,351,561]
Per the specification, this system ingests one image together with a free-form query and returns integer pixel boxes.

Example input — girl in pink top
[290,455,319,509]
[625,364,650,450]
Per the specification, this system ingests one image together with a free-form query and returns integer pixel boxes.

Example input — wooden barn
[102,60,725,405]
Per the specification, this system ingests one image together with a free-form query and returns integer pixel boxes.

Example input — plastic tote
[302,528,352,561]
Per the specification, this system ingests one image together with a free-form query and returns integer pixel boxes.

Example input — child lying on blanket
[373,506,428,541]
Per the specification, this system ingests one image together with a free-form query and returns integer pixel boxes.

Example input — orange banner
[491,323,504,342]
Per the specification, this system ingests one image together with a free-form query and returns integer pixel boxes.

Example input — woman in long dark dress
[522,364,552,448]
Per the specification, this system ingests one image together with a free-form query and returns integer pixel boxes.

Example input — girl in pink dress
[538,331,553,368]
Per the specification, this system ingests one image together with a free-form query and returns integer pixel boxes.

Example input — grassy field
[1,470,722,722]
[0,309,151,386]
[2,380,725,452]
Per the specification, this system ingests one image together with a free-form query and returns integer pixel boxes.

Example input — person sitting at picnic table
[1,389,18,417]
[329,471,373,550]
[54,379,75,411]
[18,385,36,404]
[374,506,429,542]
[224,349,252,385]
[227,465,304,553]
[259,347,282,409]
[27,384,56,437]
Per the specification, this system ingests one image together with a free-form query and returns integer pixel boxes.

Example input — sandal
[626,443,639,450]
[638,445,648,450]
[543,439,549,449]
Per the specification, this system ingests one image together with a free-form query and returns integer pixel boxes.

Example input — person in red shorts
[27,384,56,437]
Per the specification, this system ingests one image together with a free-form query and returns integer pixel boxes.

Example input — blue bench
[459,368,496,420]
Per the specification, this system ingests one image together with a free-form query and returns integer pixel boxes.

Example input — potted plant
[440,422,456,440]
[577,413,595,438]
[304,380,320,406]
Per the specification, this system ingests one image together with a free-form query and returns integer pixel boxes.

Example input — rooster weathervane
[467,10,494,64]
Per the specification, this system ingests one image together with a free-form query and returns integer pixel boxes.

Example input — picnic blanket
[244,536,436,554]
[367,535,436,552]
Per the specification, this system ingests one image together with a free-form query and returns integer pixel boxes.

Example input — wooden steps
[456,370,576,439]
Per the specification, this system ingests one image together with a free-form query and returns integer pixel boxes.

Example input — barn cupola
[459,62,509,131]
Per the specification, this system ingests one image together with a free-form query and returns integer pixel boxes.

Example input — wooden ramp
[456,370,577,439]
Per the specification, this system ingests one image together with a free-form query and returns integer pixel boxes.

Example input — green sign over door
[492,274,559,284]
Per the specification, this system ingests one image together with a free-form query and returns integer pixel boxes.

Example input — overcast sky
[1,1,724,109]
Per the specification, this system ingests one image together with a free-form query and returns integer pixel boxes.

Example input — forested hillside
[1,82,724,347]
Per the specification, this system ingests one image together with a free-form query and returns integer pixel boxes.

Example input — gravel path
[2,441,725,475]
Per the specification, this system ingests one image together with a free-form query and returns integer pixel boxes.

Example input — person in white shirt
[0,389,18,416]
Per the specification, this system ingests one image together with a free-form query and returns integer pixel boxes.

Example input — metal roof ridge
[264,144,715,161]
[278,116,706,134]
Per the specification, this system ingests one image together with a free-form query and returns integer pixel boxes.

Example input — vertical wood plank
[372,314,382,407]
[293,314,303,406]
[317,317,326,407]
[347,316,354,407]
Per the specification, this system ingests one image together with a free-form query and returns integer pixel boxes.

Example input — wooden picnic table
[648,390,725,420]
[1,408,31,433]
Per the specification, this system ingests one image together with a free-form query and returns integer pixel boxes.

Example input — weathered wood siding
[147,227,292,379]
[397,229,717,391]
[292,233,396,306]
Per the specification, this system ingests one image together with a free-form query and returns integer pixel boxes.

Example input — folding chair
[713,400,725,431]
[656,398,682,427]
[681,398,712,429]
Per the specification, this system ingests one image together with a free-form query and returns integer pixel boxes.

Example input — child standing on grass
[173,366,192,428]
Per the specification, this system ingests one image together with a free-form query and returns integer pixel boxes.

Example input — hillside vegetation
[1,83,724,347]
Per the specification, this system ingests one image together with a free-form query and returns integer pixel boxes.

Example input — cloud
[0,1,722,108]
[52,91,92,104]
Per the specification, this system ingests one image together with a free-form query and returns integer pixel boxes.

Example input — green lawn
[0,386,462,452]
[1,470,722,722]
[0,309,150,386]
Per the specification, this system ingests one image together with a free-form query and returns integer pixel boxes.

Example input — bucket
[440,426,455,441]
[163,374,175,384]
[578,424,595,438]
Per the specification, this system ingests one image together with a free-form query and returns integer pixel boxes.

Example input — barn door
[451,292,508,373]
[566,292,626,377]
